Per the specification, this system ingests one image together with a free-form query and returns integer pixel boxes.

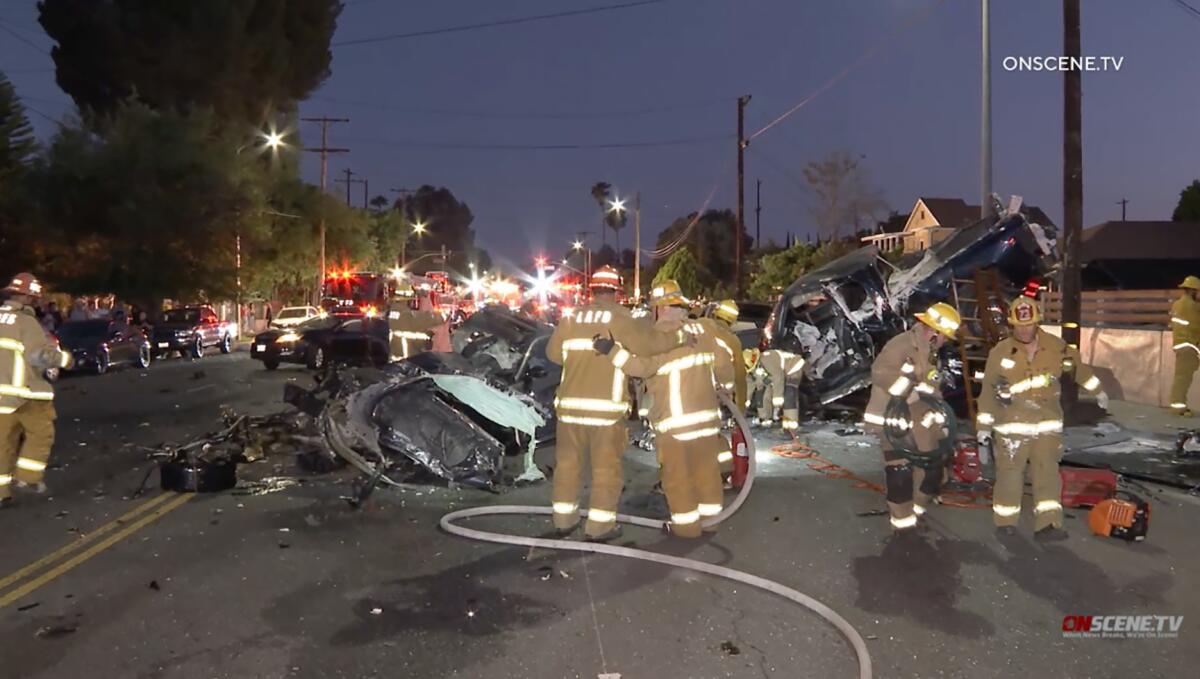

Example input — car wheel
[219,333,232,354]
[94,350,109,375]
[306,345,327,370]
[263,357,280,371]
[191,336,204,359]
[137,344,151,369]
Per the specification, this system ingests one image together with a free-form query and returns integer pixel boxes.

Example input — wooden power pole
[736,95,751,297]
[1062,0,1083,414]
[301,116,349,302]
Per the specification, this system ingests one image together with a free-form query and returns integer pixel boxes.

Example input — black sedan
[251,315,390,370]
[57,319,152,375]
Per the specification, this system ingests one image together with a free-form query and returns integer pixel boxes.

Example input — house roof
[917,197,980,230]
[1082,221,1200,262]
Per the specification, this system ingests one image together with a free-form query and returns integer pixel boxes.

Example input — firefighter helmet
[743,347,761,372]
[915,302,961,338]
[1179,275,1200,291]
[589,266,622,291]
[3,272,42,297]
[1007,296,1041,327]
[713,299,739,324]
[650,279,688,307]
[393,281,416,299]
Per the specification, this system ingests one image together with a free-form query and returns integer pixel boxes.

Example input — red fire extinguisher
[731,424,750,489]
[953,437,982,484]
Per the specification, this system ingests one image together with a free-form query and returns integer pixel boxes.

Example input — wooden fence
[1041,289,1175,328]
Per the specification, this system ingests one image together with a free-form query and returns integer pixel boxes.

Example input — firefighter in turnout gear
[758,348,805,431]
[698,299,745,469]
[386,282,443,361]
[976,296,1109,540]
[1169,275,1200,417]
[862,302,959,531]
[546,268,678,540]
[593,280,735,538]
[744,348,766,417]
[1,273,71,507]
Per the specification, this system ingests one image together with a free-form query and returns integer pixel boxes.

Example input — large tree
[0,71,39,277]
[395,185,480,273]
[1172,180,1200,221]
[802,151,888,239]
[38,0,342,124]
[652,248,702,299]
[30,103,270,310]
[651,209,752,293]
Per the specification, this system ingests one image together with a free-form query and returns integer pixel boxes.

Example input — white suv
[271,306,321,329]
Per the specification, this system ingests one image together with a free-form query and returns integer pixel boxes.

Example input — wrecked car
[766,206,1058,413]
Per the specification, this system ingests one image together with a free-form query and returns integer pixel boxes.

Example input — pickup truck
[151,305,237,359]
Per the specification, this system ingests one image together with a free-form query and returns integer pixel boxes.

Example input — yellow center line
[0,491,176,593]
[0,493,194,608]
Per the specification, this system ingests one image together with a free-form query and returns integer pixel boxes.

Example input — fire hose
[439,393,873,679]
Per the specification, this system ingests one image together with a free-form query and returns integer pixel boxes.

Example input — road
[1,351,1197,678]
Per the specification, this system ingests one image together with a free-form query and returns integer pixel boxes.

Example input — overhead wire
[748,0,946,141]
[339,133,731,151]
[1170,0,1200,20]
[0,17,48,55]
[306,93,733,121]
[334,0,670,47]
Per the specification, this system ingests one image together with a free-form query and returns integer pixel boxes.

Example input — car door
[106,322,132,363]
[200,308,218,346]
[327,319,369,364]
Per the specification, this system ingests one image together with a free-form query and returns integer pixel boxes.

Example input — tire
[190,336,203,360]
[306,345,327,370]
[219,333,232,354]
[136,344,151,369]
[262,357,280,371]
[94,350,110,375]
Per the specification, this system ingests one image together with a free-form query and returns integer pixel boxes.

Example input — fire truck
[320,271,388,317]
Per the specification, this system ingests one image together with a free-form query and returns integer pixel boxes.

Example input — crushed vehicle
[765,202,1058,414]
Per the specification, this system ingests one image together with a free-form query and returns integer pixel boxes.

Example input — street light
[412,220,428,236]
[607,196,626,214]
[263,129,286,150]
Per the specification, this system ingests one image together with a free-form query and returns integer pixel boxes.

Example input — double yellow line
[0,492,194,608]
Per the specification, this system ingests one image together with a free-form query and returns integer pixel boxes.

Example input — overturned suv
[764,205,1058,415]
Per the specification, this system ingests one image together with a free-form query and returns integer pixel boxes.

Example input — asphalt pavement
[1,352,1198,679]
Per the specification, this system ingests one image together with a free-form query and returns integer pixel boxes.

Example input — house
[1081,221,1200,289]
[861,197,1056,255]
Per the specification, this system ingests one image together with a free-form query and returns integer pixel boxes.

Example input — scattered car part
[1060,466,1119,508]
[1088,491,1150,541]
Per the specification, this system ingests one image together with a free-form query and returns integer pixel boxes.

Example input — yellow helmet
[393,281,416,299]
[915,302,961,338]
[1180,275,1200,291]
[1007,296,1041,327]
[743,347,761,371]
[713,299,739,324]
[650,279,688,307]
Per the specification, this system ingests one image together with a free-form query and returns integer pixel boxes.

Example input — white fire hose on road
[440,394,873,679]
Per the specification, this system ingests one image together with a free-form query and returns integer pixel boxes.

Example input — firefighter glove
[592,333,616,355]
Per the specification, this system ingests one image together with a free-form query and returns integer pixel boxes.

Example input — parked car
[270,306,321,329]
[57,319,151,375]
[152,306,236,359]
[251,314,389,370]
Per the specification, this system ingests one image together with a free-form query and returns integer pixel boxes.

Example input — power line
[0,18,48,55]
[749,0,946,141]
[1170,0,1200,20]
[341,133,731,151]
[334,0,669,46]
[305,94,732,121]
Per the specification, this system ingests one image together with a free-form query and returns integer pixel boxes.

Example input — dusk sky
[3,0,1198,268]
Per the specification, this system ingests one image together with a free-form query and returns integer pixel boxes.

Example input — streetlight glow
[412,221,428,236]
[264,130,285,149]
[608,197,626,213]
[572,240,583,251]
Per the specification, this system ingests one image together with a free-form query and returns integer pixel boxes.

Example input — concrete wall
[1043,325,1199,408]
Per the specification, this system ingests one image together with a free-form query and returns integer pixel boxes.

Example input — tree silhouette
[590,181,611,246]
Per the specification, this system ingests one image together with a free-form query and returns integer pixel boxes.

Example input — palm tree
[590,182,611,246]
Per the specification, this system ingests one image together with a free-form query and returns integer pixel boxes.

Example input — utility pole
[1117,197,1128,221]
[363,178,369,209]
[755,179,762,249]
[981,0,993,219]
[633,192,642,301]
[301,116,349,303]
[736,94,751,297]
[1062,0,1083,415]
[336,168,364,206]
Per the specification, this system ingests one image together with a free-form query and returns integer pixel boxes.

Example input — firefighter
[546,267,676,540]
[698,300,746,469]
[1169,275,1200,417]
[862,302,960,531]
[744,347,765,416]
[385,282,443,361]
[593,280,735,538]
[759,347,806,431]
[976,296,1109,540]
[1,273,72,507]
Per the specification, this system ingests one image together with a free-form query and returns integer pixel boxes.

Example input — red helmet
[588,266,622,291]
[4,272,42,297]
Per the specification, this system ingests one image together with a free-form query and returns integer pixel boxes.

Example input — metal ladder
[950,268,1007,425]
